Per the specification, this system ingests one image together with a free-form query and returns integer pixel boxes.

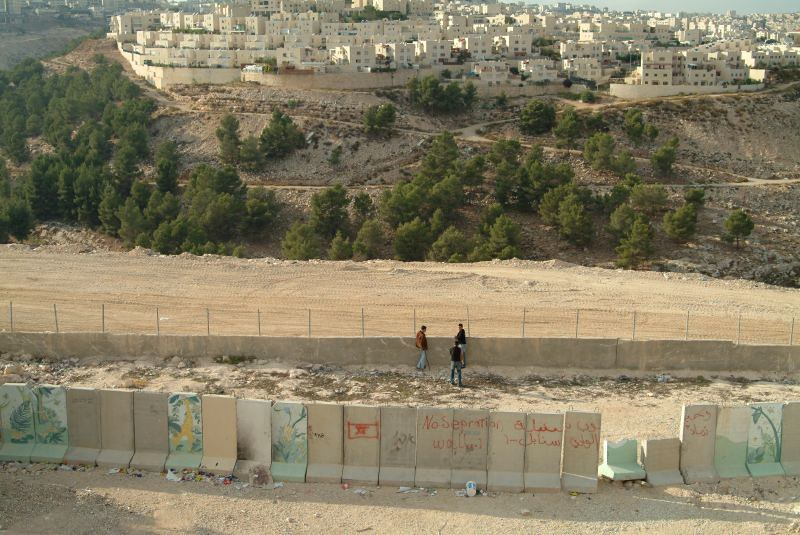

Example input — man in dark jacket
[415,325,428,370]
[449,338,463,387]
[456,323,467,368]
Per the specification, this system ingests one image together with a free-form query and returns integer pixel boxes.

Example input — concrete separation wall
[2,333,798,374]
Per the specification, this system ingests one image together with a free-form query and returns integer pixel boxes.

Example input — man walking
[449,338,464,387]
[456,323,467,368]
[415,325,428,370]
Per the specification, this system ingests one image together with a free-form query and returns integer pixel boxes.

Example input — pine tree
[328,230,353,260]
[615,216,654,268]
[216,114,241,165]
[723,209,754,248]
[662,203,697,242]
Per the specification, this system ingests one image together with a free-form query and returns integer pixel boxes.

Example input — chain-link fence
[0,299,795,346]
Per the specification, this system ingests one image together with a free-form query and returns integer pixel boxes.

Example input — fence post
[101,304,105,334]
[361,307,365,338]
[791,317,795,346]
[9,301,12,332]
[575,309,580,338]
[206,308,210,336]
[684,310,689,340]
[521,308,526,338]
[53,304,59,334]
[257,308,261,336]
[466,306,470,337]
[632,311,637,340]
[156,307,160,336]
[737,311,742,345]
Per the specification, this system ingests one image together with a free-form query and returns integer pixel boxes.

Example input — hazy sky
[587,0,797,14]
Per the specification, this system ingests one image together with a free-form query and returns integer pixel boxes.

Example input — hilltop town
[108,3,800,96]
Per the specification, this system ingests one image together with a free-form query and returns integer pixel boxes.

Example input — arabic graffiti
[684,409,713,438]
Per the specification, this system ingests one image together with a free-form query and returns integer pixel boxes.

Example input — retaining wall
[608,82,764,99]
[1,333,798,373]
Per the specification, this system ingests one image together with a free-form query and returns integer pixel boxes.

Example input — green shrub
[662,203,697,242]
[518,99,556,135]
[282,221,322,260]
[393,217,431,261]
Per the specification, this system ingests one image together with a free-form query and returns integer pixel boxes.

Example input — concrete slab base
[271,461,306,483]
[306,463,343,483]
[746,462,785,477]
[130,451,167,473]
[487,471,523,493]
[0,444,34,463]
[165,452,202,471]
[451,469,487,489]
[379,466,415,487]
[342,466,378,486]
[30,444,67,464]
[781,461,800,476]
[200,456,236,475]
[233,460,270,482]
[645,470,685,487]
[64,447,100,466]
[598,463,646,481]
[562,473,598,494]
[523,473,561,493]
[415,468,451,489]
[681,467,719,484]
[96,449,133,469]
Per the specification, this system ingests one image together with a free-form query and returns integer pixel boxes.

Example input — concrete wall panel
[487,411,525,492]
[561,411,601,493]
[641,438,683,487]
[780,401,800,476]
[97,390,135,468]
[714,406,750,479]
[234,398,271,480]
[64,387,101,465]
[342,405,381,485]
[524,412,563,492]
[379,406,417,486]
[746,403,785,477]
[131,391,169,472]
[271,401,307,482]
[0,384,36,462]
[450,409,489,488]
[31,385,68,463]
[415,407,453,488]
[200,395,237,474]
[306,403,343,483]
[679,404,719,483]
[165,392,203,471]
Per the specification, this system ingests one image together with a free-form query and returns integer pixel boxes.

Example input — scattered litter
[656,374,673,383]
[272,482,284,489]
[353,488,368,496]
[466,481,477,497]
[355,528,373,533]
[166,470,182,482]
[341,483,350,490]
[520,509,531,517]
[58,465,74,471]
[107,468,121,475]
[455,490,467,497]
[396,487,418,493]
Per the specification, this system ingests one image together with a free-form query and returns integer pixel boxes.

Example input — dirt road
[1,246,798,342]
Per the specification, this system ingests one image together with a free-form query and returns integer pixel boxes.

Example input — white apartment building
[518,57,558,82]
